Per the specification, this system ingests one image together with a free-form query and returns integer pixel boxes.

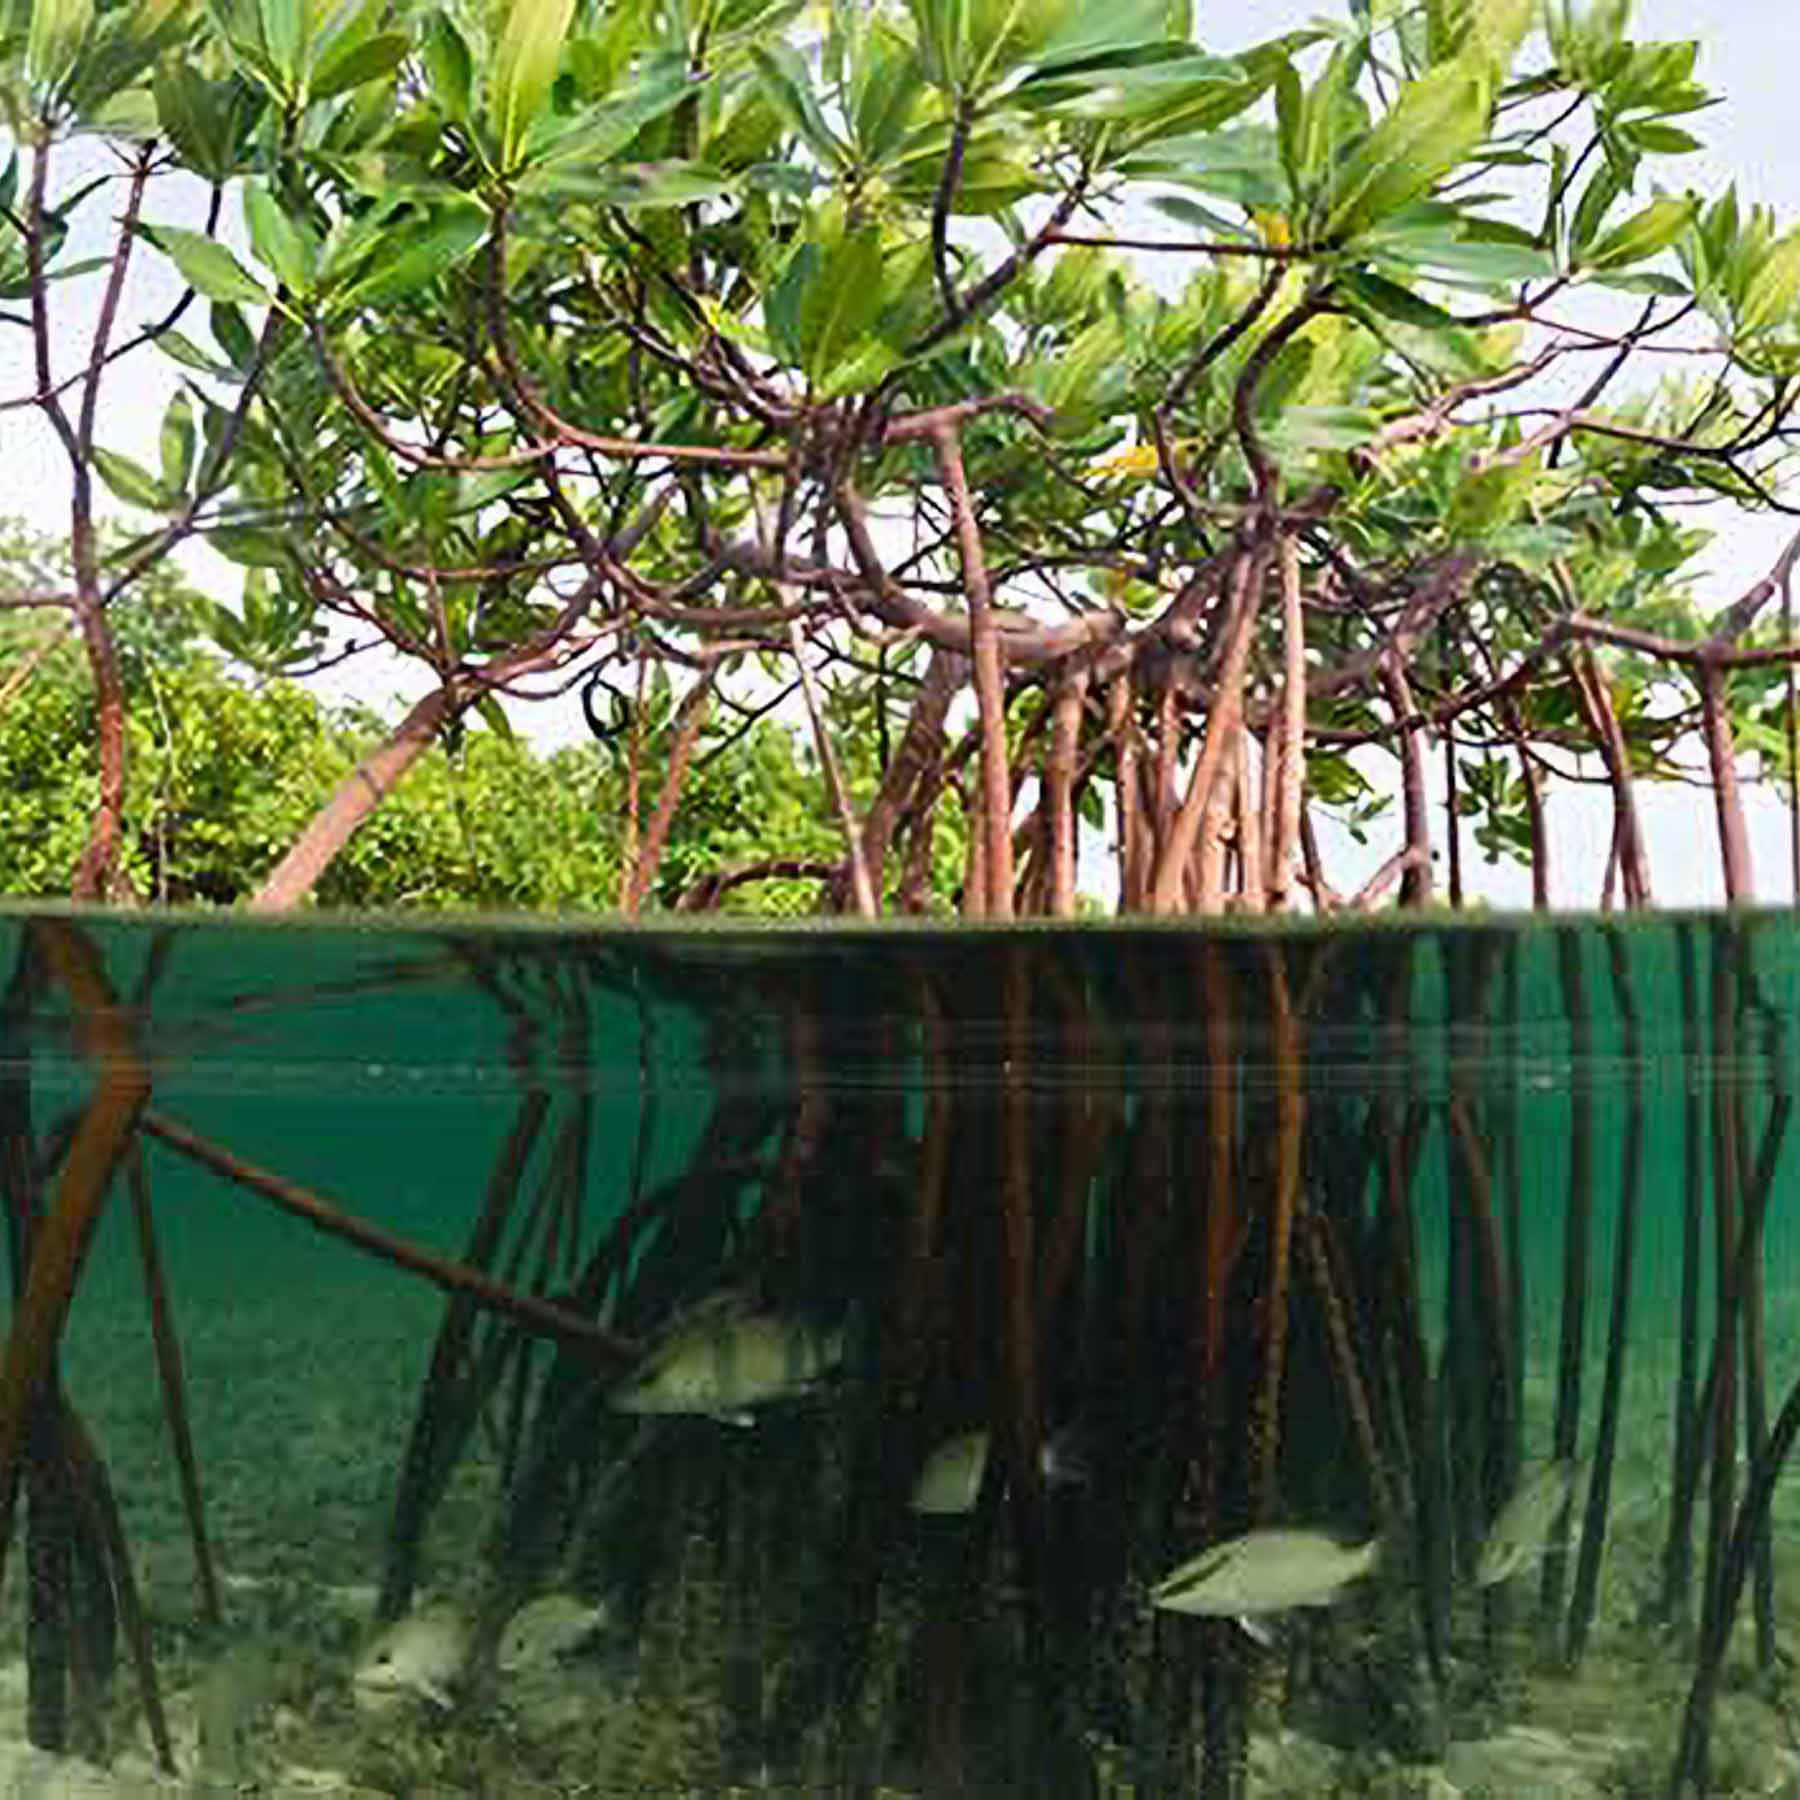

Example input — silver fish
[1151,1528,1380,1618]
[1474,1457,1580,1587]
[498,1594,609,1675]
[609,1305,843,1425]
[908,1426,1091,1515]
[352,1608,468,1712]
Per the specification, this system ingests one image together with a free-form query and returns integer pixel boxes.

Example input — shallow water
[0,907,1798,1796]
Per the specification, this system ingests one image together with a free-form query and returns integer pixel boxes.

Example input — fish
[907,1425,1093,1515]
[608,1300,843,1426]
[1474,1457,1581,1587]
[351,1608,469,1713]
[497,1594,610,1676]
[1150,1528,1381,1620]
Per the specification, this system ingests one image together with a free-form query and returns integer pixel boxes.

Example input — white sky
[4,2,1800,909]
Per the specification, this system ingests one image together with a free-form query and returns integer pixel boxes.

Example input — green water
[1,906,1798,1796]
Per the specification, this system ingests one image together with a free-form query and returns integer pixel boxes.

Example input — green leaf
[92,445,175,511]
[521,65,697,167]
[815,335,903,398]
[1265,404,1378,453]
[531,160,734,209]
[421,11,473,123]
[1618,119,1703,156]
[255,0,306,90]
[751,40,849,169]
[1589,268,1689,296]
[141,224,270,305]
[152,66,252,185]
[329,199,488,309]
[211,301,256,368]
[1148,193,1253,242]
[208,524,293,566]
[243,181,315,295]
[155,329,237,378]
[310,29,408,101]
[1321,57,1493,242]
[1570,157,1628,257]
[491,0,578,169]
[798,226,886,384]
[159,391,196,495]
[1369,222,1556,285]
[1338,268,1459,332]
[1119,124,1288,208]
[1579,195,1697,272]
[475,693,516,740]
[1742,228,1800,335]
[26,0,94,91]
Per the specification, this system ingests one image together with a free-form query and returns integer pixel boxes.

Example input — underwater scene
[3,909,1800,1796]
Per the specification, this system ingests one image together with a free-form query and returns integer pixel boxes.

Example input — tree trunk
[250,685,460,912]
[1149,548,1264,914]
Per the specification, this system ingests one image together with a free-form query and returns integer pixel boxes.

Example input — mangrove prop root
[381,1088,551,1623]
[0,921,150,1608]
[61,1406,174,1776]
[1668,1366,1800,1797]
[127,1149,220,1628]
[1565,931,1643,1669]
[1542,929,1591,1627]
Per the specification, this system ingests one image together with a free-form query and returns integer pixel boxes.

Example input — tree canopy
[6,0,1800,912]
[0,528,913,910]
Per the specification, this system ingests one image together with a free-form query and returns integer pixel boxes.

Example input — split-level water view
[2,908,1799,1796]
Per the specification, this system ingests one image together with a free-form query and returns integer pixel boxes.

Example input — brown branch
[787,614,877,916]
[1351,844,1427,909]
[860,646,963,894]
[1234,287,1331,511]
[625,666,717,914]
[1269,533,1306,909]
[252,565,611,910]
[1109,675,1148,911]
[907,169,1091,356]
[882,393,1053,445]
[675,858,844,910]
[1045,230,1316,260]
[250,681,461,911]
[1380,652,1432,907]
[824,489,1123,664]
[1233,729,1264,914]
[1044,665,1088,917]
[1699,663,1754,904]
[931,423,1014,915]
[1566,647,1651,907]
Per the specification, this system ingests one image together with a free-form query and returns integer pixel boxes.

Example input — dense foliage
[0,526,931,910]
[6,0,1800,910]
